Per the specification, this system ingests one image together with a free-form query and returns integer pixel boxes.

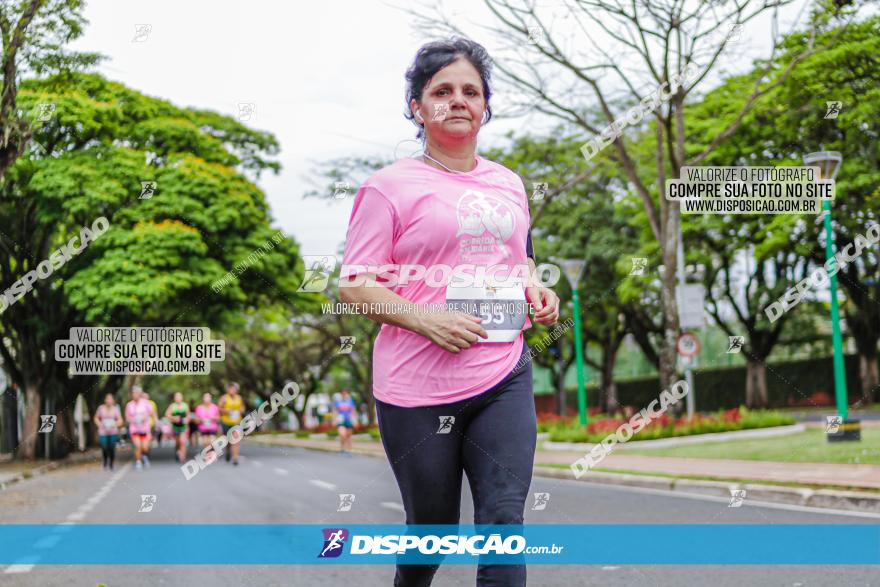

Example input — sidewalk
[534,451,880,490]
[0,448,105,490]
[254,434,880,491]
[251,434,880,513]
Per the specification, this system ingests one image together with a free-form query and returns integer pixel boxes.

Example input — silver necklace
[421,150,477,174]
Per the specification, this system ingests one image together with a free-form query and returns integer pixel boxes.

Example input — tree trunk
[1,387,18,454]
[858,352,878,404]
[294,408,308,430]
[745,360,768,408]
[18,383,42,460]
[659,222,681,395]
[601,348,619,414]
[555,367,567,417]
[52,408,76,459]
[362,369,376,426]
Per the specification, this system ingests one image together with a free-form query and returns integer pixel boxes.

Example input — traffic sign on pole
[676,332,700,358]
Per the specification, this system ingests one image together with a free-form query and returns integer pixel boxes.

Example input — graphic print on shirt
[455,189,516,262]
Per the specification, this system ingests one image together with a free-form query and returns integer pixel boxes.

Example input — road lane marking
[273,467,289,476]
[3,564,35,574]
[64,463,130,523]
[309,479,337,491]
[33,535,61,549]
[381,502,405,513]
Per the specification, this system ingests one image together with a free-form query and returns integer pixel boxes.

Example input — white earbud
[415,110,424,123]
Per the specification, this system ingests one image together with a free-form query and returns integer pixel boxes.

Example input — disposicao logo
[318,528,349,558]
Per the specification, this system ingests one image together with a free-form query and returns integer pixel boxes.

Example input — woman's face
[105,394,114,405]
[174,392,183,403]
[412,57,486,144]
[202,393,212,404]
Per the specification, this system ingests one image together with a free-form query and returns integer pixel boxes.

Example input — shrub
[547,407,795,443]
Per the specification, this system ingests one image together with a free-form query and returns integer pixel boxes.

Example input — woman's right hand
[417,311,488,353]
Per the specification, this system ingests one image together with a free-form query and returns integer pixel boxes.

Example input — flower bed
[541,407,796,443]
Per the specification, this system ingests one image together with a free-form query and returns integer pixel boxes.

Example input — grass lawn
[779,403,880,414]
[623,427,880,465]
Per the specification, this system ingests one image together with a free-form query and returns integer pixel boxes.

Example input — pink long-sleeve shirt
[341,155,532,407]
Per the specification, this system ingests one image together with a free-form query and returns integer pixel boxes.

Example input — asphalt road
[0,441,877,587]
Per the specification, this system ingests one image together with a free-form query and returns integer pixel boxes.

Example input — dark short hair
[404,37,493,139]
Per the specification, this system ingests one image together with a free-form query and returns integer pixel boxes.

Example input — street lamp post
[561,259,588,425]
[803,151,858,441]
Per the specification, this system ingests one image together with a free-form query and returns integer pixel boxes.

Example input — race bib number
[445,276,527,343]
[229,410,240,421]
[134,415,146,425]
[102,418,116,429]
[203,419,213,427]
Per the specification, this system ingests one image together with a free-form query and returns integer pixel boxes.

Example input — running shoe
[142,454,151,468]
[135,460,143,471]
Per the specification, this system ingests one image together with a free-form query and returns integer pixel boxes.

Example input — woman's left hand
[526,285,559,326]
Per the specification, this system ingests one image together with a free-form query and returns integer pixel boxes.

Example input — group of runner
[93,383,246,470]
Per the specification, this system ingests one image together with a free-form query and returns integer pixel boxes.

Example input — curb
[0,449,105,492]
[542,424,806,451]
[250,436,386,459]
[532,466,880,514]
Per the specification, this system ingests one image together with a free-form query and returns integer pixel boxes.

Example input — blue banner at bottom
[0,525,877,565]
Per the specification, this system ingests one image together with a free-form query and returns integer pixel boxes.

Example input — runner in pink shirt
[339,38,559,587]
[194,393,221,462]
[124,386,154,470]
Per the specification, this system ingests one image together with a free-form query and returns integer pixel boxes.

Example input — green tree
[0,72,303,459]
[1,0,99,180]
[684,16,880,403]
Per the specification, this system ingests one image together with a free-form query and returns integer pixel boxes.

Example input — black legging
[99,435,117,468]
[375,344,536,587]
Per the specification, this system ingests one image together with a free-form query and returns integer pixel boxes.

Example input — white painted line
[252,460,263,467]
[33,535,61,549]
[4,564,35,574]
[273,467,289,476]
[309,479,337,491]
[60,462,130,525]
[380,502,406,513]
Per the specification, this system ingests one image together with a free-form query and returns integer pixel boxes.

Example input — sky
[70,0,814,259]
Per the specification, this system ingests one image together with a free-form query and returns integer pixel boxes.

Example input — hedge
[559,353,867,411]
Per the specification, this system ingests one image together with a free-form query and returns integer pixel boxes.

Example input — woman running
[124,386,155,470]
[188,400,200,448]
[340,37,559,587]
[332,390,356,454]
[218,382,244,465]
[194,392,220,463]
[165,392,190,463]
[94,393,123,470]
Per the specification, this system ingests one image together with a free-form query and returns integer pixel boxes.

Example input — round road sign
[676,332,700,357]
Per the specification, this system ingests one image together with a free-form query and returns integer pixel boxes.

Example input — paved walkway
[253,435,880,491]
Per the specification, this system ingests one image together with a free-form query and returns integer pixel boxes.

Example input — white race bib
[102,418,116,429]
[445,275,527,343]
[229,410,240,421]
